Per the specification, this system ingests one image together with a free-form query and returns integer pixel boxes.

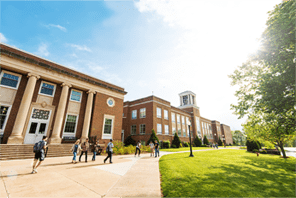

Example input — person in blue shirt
[104,139,114,164]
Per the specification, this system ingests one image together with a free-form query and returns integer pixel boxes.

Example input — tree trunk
[278,142,287,158]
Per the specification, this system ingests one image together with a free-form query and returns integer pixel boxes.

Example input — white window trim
[70,89,83,103]
[157,123,162,134]
[132,110,137,119]
[164,110,169,120]
[102,114,115,139]
[0,104,12,134]
[0,70,22,90]
[140,124,146,134]
[165,125,169,135]
[62,113,79,137]
[107,97,115,107]
[140,108,146,118]
[38,80,56,97]
[157,107,162,118]
[131,125,137,135]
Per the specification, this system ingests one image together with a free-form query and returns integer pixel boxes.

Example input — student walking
[135,140,141,157]
[92,141,100,161]
[79,138,89,163]
[154,140,160,158]
[149,141,155,157]
[32,136,48,174]
[104,139,114,164]
[70,139,81,163]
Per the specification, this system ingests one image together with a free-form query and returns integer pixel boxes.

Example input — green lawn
[160,146,234,152]
[159,149,295,197]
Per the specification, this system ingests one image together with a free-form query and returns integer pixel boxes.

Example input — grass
[159,149,295,197]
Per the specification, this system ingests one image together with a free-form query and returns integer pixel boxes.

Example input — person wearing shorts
[32,136,48,174]
[149,141,155,157]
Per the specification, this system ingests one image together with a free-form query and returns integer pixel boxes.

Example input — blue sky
[0,0,282,131]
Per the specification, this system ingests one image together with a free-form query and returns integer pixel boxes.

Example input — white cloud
[44,24,67,32]
[68,44,92,52]
[36,43,49,57]
[0,33,8,43]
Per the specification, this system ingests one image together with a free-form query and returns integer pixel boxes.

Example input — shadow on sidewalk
[0,172,32,178]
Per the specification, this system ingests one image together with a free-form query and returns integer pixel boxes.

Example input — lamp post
[188,120,194,157]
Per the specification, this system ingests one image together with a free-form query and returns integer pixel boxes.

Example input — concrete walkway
[0,148,231,197]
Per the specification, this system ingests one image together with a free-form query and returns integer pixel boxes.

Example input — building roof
[0,43,127,95]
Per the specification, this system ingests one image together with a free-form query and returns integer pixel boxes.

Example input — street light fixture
[188,120,194,157]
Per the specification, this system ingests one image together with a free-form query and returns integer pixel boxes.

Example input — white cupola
[178,91,197,108]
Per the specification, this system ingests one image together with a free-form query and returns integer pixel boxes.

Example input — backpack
[106,143,111,152]
[33,141,43,153]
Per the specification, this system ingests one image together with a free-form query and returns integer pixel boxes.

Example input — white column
[50,83,71,144]
[8,73,40,144]
[80,90,95,142]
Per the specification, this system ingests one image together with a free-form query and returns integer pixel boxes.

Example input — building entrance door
[24,108,51,144]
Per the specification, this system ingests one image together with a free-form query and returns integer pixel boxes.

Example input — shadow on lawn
[162,155,295,197]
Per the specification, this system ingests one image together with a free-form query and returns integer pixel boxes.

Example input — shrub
[163,140,170,149]
[172,133,181,148]
[201,144,207,147]
[194,136,202,147]
[147,129,160,145]
[183,142,189,147]
[260,150,267,154]
[246,139,261,152]
[171,144,177,148]
[179,143,183,148]
[253,149,259,153]
[119,148,125,155]
[218,137,223,146]
[113,140,124,150]
[124,135,136,146]
[203,135,209,145]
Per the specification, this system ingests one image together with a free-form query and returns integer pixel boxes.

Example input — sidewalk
[0,148,233,197]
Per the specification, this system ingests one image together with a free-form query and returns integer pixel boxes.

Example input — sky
[0,0,282,131]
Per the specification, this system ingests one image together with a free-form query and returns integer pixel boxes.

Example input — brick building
[0,43,126,146]
[122,91,233,145]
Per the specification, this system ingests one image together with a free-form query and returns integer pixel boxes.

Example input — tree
[246,139,261,152]
[203,135,209,145]
[124,135,136,146]
[231,130,247,146]
[218,137,223,146]
[147,129,159,145]
[229,0,296,158]
[172,133,181,148]
[193,136,202,147]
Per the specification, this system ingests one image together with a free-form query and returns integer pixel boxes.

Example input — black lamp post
[188,120,194,157]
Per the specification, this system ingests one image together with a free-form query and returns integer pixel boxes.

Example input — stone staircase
[0,144,73,161]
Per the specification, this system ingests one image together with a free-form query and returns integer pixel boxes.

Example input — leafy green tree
[147,129,159,145]
[193,136,202,147]
[172,133,181,148]
[218,137,223,146]
[124,135,136,146]
[229,0,296,158]
[203,135,209,145]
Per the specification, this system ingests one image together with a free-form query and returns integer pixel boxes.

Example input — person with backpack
[79,138,89,163]
[104,139,114,164]
[135,140,141,157]
[92,140,100,161]
[32,136,48,174]
[149,141,155,157]
[154,140,160,158]
[70,139,81,163]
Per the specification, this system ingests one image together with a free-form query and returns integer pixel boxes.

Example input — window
[140,124,146,134]
[0,71,21,89]
[140,108,146,118]
[131,125,136,135]
[178,129,181,136]
[104,119,112,134]
[164,110,168,120]
[172,127,176,134]
[177,115,180,123]
[157,124,162,134]
[157,107,162,118]
[132,110,137,119]
[182,95,188,105]
[70,90,82,102]
[171,113,175,123]
[183,128,186,137]
[182,116,185,125]
[0,105,11,133]
[102,115,114,139]
[39,81,55,96]
[196,117,201,134]
[63,115,78,134]
[165,125,169,135]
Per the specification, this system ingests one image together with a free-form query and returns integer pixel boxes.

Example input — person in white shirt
[135,140,141,157]
[149,141,155,157]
